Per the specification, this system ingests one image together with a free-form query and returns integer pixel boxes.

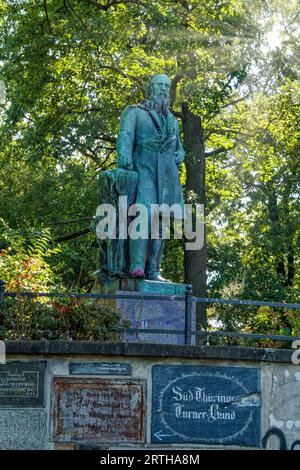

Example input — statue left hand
[175,148,185,167]
[118,154,133,170]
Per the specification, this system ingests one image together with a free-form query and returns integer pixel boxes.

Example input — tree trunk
[182,102,207,332]
[266,185,285,279]
[282,183,295,287]
[287,247,295,287]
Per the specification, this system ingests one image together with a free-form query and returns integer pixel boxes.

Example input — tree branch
[170,73,184,108]
[49,217,93,225]
[177,0,196,12]
[99,133,117,144]
[98,64,146,93]
[55,228,90,243]
[284,11,300,32]
[205,145,235,158]
[207,128,254,138]
[43,0,52,33]
[95,145,116,151]
[83,0,147,12]
[170,108,183,119]
[66,0,90,29]
[55,0,69,14]
[221,94,251,109]
[65,106,109,117]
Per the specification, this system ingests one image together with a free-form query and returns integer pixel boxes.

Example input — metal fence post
[0,280,5,310]
[185,284,193,346]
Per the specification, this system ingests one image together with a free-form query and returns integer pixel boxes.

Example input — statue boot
[146,238,165,281]
[129,237,148,278]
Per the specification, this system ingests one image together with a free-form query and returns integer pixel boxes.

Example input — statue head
[148,74,171,115]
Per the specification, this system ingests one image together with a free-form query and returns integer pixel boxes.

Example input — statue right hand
[118,155,133,170]
[175,148,185,167]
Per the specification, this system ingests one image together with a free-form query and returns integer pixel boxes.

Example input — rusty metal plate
[52,377,146,443]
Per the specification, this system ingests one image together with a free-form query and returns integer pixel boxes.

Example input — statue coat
[117,102,185,213]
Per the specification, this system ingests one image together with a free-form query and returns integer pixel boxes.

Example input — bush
[0,297,130,341]
[0,219,60,292]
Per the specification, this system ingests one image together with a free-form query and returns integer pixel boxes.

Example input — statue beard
[150,93,170,116]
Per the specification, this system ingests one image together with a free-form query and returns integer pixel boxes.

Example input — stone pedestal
[117,280,195,345]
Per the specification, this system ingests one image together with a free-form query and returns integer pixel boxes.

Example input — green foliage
[0,0,299,345]
[189,69,248,122]
[162,238,184,283]
[0,219,60,291]
[1,297,129,341]
[206,80,300,339]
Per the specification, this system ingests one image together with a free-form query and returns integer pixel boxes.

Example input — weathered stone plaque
[52,377,145,443]
[117,293,196,345]
[69,361,132,376]
[0,409,48,449]
[151,365,261,446]
[267,366,300,449]
[0,361,46,407]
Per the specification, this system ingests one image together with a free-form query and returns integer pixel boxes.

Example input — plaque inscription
[151,365,261,446]
[52,377,145,443]
[0,361,46,407]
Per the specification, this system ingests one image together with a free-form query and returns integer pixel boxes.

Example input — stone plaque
[70,361,132,376]
[151,365,261,446]
[267,366,300,449]
[117,293,196,345]
[0,409,48,449]
[0,361,46,407]
[52,378,146,443]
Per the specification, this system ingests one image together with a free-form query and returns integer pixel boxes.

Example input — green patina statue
[92,168,138,284]
[93,74,185,283]
[117,74,185,281]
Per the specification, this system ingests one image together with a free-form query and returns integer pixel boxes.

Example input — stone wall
[0,342,299,450]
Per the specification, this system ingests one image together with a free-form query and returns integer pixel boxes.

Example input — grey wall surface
[0,342,299,450]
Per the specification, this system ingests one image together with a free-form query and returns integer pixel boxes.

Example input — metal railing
[0,279,299,346]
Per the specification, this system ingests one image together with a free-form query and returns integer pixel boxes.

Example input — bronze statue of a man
[117,74,185,281]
